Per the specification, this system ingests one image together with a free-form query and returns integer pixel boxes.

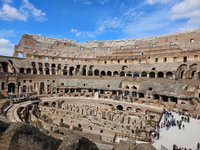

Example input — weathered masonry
[1,29,200,146]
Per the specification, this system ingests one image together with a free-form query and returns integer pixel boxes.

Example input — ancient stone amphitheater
[0,29,200,150]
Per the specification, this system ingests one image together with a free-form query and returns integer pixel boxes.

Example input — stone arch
[52,102,56,107]
[40,82,45,95]
[154,94,159,100]
[120,71,125,77]
[157,72,164,78]
[100,71,106,76]
[107,71,112,76]
[26,68,31,74]
[78,123,82,128]
[20,68,25,74]
[1,62,8,72]
[131,86,137,90]
[166,72,173,79]
[126,71,132,77]
[88,69,93,76]
[69,66,74,76]
[124,85,129,89]
[136,108,142,113]
[18,53,24,58]
[88,126,92,130]
[177,64,187,79]
[33,68,37,74]
[8,83,15,93]
[45,68,50,75]
[116,105,123,111]
[94,69,99,76]
[63,66,68,75]
[149,72,155,78]
[43,102,49,107]
[113,71,119,76]
[133,72,140,78]
[141,71,147,77]
[23,85,26,93]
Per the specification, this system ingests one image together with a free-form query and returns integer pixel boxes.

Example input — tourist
[182,124,185,130]
[197,142,200,150]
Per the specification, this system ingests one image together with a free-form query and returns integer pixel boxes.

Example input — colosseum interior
[0,29,200,150]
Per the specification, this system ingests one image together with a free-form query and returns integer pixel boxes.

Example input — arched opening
[178,64,187,79]
[107,71,112,76]
[148,87,153,91]
[43,102,49,107]
[63,69,67,75]
[100,71,106,76]
[8,83,15,93]
[138,93,144,98]
[149,72,155,78]
[100,130,103,133]
[78,124,82,128]
[82,66,86,76]
[116,105,123,111]
[171,97,177,104]
[44,56,48,62]
[18,53,24,58]
[88,126,92,130]
[162,96,168,102]
[1,62,8,72]
[127,107,132,111]
[26,68,31,74]
[20,68,25,74]
[33,68,37,74]
[45,68,50,75]
[113,71,119,77]
[136,108,142,113]
[69,66,74,76]
[133,72,140,78]
[120,71,125,77]
[131,86,137,90]
[52,102,56,107]
[153,94,159,100]
[40,82,45,95]
[23,85,26,93]
[191,70,196,79]
[94,69,99,76]
[157,72,164,78]
[126,71,132,77]
[141,71,147,77]
[181,70,185,79]
[124,85,129,89]
[166,72,173,79]
[88,70,93,76]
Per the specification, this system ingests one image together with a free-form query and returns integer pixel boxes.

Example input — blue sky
[0,0,200,56]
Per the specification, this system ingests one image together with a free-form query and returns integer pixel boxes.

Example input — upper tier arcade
[13,29,200,61]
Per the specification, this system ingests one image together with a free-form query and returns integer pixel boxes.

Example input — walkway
[153,111,200,150]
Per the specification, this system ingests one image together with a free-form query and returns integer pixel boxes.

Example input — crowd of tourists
[173,142,200,150]
[151,108,200,149]
[160,109,190,131]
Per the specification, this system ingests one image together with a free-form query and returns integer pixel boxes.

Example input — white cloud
[146,0,171,5]
[171,0,200,29]
[0,4,27,21]
[71,17,123,38]
[73,0,110,5]
[0,0,46,22]
[0,38,14,56]
[71,28,95,38]
[0,29,17,38]
[21,0,46,21]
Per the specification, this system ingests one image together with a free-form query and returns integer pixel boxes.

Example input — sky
[0,0,200,56]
